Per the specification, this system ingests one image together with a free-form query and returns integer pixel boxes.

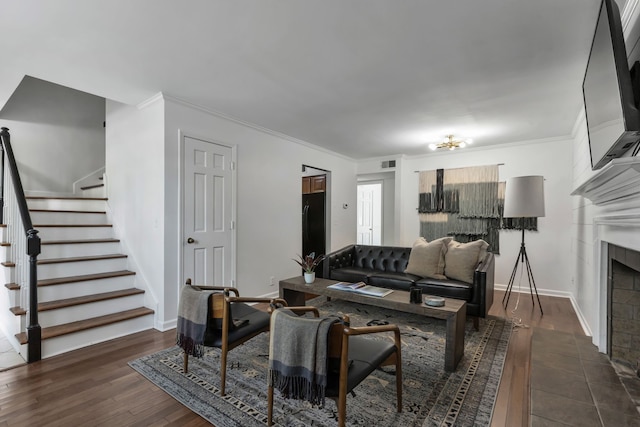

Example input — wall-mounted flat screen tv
[582,0,640,170]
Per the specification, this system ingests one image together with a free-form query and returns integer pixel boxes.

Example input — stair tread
[15,307,154,344]
[42,238,120,245]
[4,283,19,290]
[26,196,107,201]
[30,209,106,214]
[11,288,145,315]
[80,184,104,190]
[38,270,136,286]
[38,253,127,265]
[34,224,112,228]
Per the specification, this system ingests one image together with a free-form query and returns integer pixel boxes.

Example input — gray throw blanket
[268,309,340,406]
[176,285,213,358]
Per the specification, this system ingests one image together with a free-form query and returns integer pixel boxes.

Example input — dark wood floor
[0,290,584,427]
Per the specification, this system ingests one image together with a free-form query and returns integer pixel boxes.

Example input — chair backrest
[184,281,239,332]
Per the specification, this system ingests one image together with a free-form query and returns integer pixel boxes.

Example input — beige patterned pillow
[404,237,447,279]
[444,240,489,284]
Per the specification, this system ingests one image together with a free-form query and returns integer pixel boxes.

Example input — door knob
[187,237,195,244]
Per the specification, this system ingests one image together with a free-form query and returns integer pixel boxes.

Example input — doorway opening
[357,182,382,245]
[301,165,330,277]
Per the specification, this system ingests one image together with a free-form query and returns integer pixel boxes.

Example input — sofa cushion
[444,240,489,284]
[415,277,473,300]
[368,272,419,291]
[404,237,448,279]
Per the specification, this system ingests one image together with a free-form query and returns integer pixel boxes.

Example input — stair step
[38,253,127,265]
[10,288,145,316]
[37,270,136,287]
[80,183,104,191]
[30,209,106,214]
[42,238,120,245]
[2,261,15,267]
[15,307,154,344]
[26,196,107,201]
[35,224,112,228]
[4,283,19,290]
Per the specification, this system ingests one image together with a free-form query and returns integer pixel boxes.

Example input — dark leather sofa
[323,244,495,321]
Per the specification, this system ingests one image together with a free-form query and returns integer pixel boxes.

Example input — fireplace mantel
[571,157,640,205]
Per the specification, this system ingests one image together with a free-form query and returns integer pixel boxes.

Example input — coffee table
[279,276,466,371]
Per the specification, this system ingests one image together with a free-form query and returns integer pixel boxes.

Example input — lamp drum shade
[503,175,545,218]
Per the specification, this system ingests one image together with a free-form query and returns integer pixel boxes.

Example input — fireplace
[608,244,640,368]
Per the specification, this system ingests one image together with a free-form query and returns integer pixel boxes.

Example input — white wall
[570,109,640,341]
[388,139,574,294]
[105,98,165,325]
[160,97,357,324]
[0,77,105,194]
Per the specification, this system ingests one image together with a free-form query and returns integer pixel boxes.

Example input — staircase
[3,196,155,359]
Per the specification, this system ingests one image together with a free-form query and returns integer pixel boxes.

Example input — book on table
[327,281,393,297]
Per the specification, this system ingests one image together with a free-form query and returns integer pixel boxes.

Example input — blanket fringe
[269,369,327,406]
[177,333,205,358]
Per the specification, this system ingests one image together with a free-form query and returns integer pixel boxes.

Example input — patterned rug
[129,298,511,426]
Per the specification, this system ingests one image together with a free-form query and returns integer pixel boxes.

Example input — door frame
[178,130,238,293]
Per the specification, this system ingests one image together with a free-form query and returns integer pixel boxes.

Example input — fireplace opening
[608,244,640,372]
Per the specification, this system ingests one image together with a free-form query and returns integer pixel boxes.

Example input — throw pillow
[404,237,447,279]
[444,239,490,284]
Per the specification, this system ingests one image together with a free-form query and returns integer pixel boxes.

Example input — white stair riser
[30,314,154,359]
[81,187,105,198]
[31,211,108,225]
[36,226,113,241]
[5,287,20,307]
[27,199,106,211]
[35,294,145,328]
[40,242,121,259]
[38,258,127,280]
[0,245,10,263]
[38,275,136,302]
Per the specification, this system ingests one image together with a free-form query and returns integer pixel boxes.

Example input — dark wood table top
[279,276,466,320]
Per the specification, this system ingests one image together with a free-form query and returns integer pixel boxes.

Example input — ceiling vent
[381,160,396,169]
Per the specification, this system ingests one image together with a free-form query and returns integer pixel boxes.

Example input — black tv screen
[582,0,640,170]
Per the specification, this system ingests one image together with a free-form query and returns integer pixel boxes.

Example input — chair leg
[220,348,227,396]
[267,385,274,426]
[338,392,347,427]
[183,352,189,373]
[395,353,403,412]
[473,316,479,331]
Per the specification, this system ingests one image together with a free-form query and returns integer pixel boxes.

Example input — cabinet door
[302,177,311,194]
[310,175,326,193]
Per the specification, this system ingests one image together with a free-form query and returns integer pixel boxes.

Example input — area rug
[129,298,511,426]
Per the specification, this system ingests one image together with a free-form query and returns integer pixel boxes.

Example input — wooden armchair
[181,279,285,396]
[267,306,402,427]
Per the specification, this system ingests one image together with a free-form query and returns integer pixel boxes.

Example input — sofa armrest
[323,244,357,278]
[471,252,495,317]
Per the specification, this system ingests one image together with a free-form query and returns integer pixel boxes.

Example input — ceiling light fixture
[429,135,473,151]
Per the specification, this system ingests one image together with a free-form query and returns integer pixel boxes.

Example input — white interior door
[357,182,382,245]
[183,136,234,286]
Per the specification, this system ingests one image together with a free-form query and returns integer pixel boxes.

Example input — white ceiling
[0,0,605,159]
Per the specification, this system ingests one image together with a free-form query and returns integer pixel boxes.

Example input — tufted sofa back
[327,245,411,273]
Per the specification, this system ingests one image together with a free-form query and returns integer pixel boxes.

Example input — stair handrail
[0,127,41,363]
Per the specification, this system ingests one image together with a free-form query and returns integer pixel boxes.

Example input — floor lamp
[502,175,545,315]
